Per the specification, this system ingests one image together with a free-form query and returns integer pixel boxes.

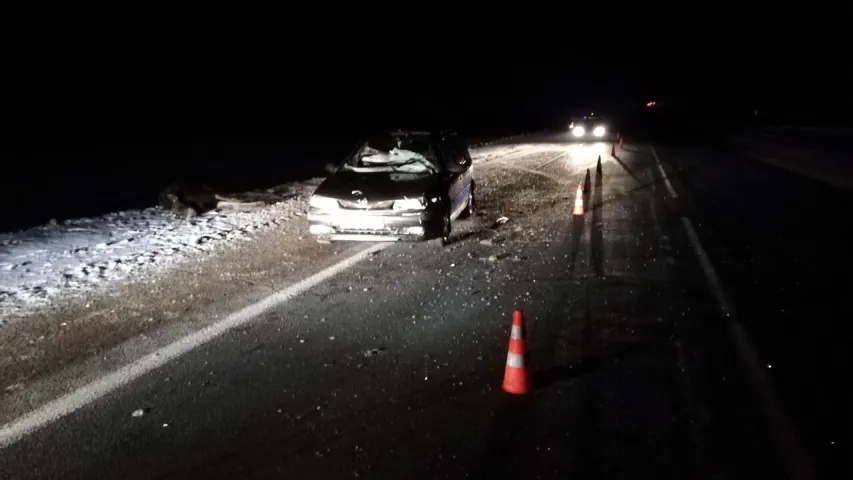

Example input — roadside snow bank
[0,180,320,319]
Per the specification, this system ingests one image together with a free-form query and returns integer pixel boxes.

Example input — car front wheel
[461,183,475,218]
[429,212,451,247]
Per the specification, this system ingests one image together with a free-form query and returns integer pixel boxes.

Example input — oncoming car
[568,112,609,139]
[308,130,475,246]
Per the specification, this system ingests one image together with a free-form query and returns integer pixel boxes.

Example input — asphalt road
[754,127,853,152]
[658,139,852,480]
[1,131,838,479]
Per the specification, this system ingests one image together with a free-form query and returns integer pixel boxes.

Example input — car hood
[314,171,440,202]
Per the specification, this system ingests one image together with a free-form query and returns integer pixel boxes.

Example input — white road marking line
[680,221,814,479]
[653,198,707,473]
[651,146,678,198]
[0,242,390,449]
[653,145,814,479]
[536,150,569,168]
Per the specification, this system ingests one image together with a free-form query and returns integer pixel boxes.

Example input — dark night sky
[4,3,664,143]
[4,3,851,147]
[0,2,849,230]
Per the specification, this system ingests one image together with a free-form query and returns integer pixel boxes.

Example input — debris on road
[490,216,509,229]
[363,347,388,357]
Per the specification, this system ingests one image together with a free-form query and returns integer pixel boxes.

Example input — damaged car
[308,130,475,246]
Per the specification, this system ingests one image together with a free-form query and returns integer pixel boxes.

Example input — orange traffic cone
[610,143,616,156]
[583,169,591,193]
[572,184,584,216]
[619,137,624,150]
[616,131,620,140]
[596,155,602,173]
[502,309,529,395]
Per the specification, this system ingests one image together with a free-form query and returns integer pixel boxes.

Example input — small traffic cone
[610,144,616,156]
[616,131,620,140]
[596,155,602,173]
[583,169,591,193]
[502,309,529,395]
[572,184,584,216]
[619,137,624,150]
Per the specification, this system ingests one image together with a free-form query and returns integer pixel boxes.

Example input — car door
[446,134,473,218]
[456,135,474,190]
[438,137,467,219]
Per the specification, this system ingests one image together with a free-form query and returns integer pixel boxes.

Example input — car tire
[429,212,451,247]
[461,183,475,219]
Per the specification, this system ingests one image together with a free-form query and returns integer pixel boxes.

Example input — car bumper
[307,209,441,242]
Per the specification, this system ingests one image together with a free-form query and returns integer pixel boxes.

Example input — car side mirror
[324,163,338,174]
[444,160,467,174]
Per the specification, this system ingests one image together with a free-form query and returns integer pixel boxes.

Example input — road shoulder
[0,213,372,424]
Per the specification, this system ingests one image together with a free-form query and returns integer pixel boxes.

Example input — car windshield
[341,133,439,175]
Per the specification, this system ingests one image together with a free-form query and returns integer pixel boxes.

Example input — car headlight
[393,197,426,211]
[572,126,585,137]
[593,126,605,137]
[309,195,339,210]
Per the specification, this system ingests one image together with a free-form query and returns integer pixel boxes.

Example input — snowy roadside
[0,181,321,321]
[0,139,525,323]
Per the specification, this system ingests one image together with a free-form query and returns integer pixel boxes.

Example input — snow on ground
[0,140,528,321]
[0,180,321,319]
